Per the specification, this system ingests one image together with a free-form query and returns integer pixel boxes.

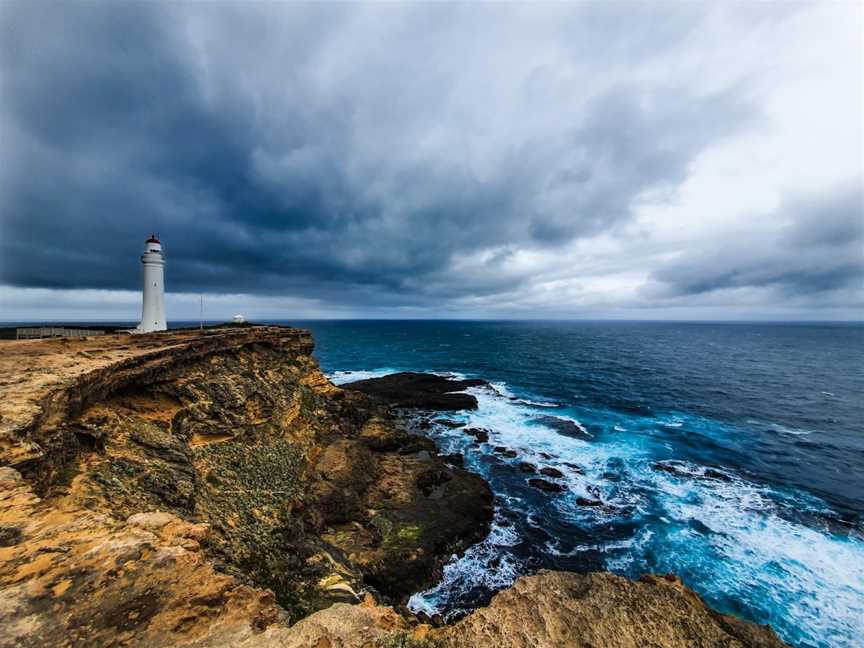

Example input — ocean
[298,320,864,648]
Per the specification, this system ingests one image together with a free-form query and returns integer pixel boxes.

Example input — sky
[0,2,862,321]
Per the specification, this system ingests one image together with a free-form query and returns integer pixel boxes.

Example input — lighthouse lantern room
[137,234,167,332]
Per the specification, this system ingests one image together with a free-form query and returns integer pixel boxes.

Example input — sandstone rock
[576,497,603,507]
[0,468,291,648]
[127,511,181,530]
[0,327,492,632]
[434,571,788,648]
[315,440,375,488]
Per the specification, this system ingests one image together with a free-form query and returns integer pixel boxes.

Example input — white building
[136,234,167,332]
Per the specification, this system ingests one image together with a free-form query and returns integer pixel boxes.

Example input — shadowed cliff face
[0,328,788,648]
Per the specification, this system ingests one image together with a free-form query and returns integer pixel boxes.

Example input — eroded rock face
[0,467,408,648]
[433,571,788,648]
[0,467,287,648]
[0,327,492,638]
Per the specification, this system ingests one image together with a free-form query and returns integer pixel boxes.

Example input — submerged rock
[539,466,564,479]
[442,453,465,467]
[534,415,591,440]
[464,427,490,443]
[653,461,733,483]
[528,478,565,493]
[435,418,465,428]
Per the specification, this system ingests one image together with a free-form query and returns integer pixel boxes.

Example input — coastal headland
[0,326,787,647]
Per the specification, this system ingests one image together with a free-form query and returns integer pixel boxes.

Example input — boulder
[464,428,490,443]
[493,447,518,459]
[539,467,564,479]
[435,419,465,428]
[576,497,603,507]
[527,478,565,493]
[534,415,591,440]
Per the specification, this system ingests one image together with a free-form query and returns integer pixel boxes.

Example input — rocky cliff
[0,327,787,647]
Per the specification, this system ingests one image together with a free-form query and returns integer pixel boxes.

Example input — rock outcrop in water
[343,371,486,410]
[0,329,788,647]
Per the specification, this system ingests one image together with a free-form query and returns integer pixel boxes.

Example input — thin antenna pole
[200,294,204,331]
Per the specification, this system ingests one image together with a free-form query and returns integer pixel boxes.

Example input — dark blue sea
[296,320,864,648]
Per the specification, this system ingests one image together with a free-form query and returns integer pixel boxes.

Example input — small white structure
[232,314,246,324]
[136,234,167,333]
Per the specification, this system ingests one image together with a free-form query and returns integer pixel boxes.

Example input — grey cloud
[647,186,864,299]
[0,2,819,313]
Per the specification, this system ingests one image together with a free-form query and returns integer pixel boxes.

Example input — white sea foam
[511,398,560,408]
[408,515,525,618]
[327,368,397,385]
[647,462,864,647]
[746,419,813,436]
[463,386,596,460]
[768,423,812,436]
[546,536,637,557]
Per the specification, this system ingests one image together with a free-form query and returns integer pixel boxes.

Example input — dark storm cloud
[0,1,758,308]
[647,186,864,299]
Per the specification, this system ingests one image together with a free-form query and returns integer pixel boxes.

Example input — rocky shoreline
[0,327,788,647]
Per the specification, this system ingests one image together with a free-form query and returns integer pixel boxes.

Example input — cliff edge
[0,327,787,647]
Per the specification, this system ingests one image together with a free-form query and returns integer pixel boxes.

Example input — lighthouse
[137,234,167,332]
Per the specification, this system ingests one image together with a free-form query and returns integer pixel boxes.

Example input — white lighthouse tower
[137,234,167,333]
